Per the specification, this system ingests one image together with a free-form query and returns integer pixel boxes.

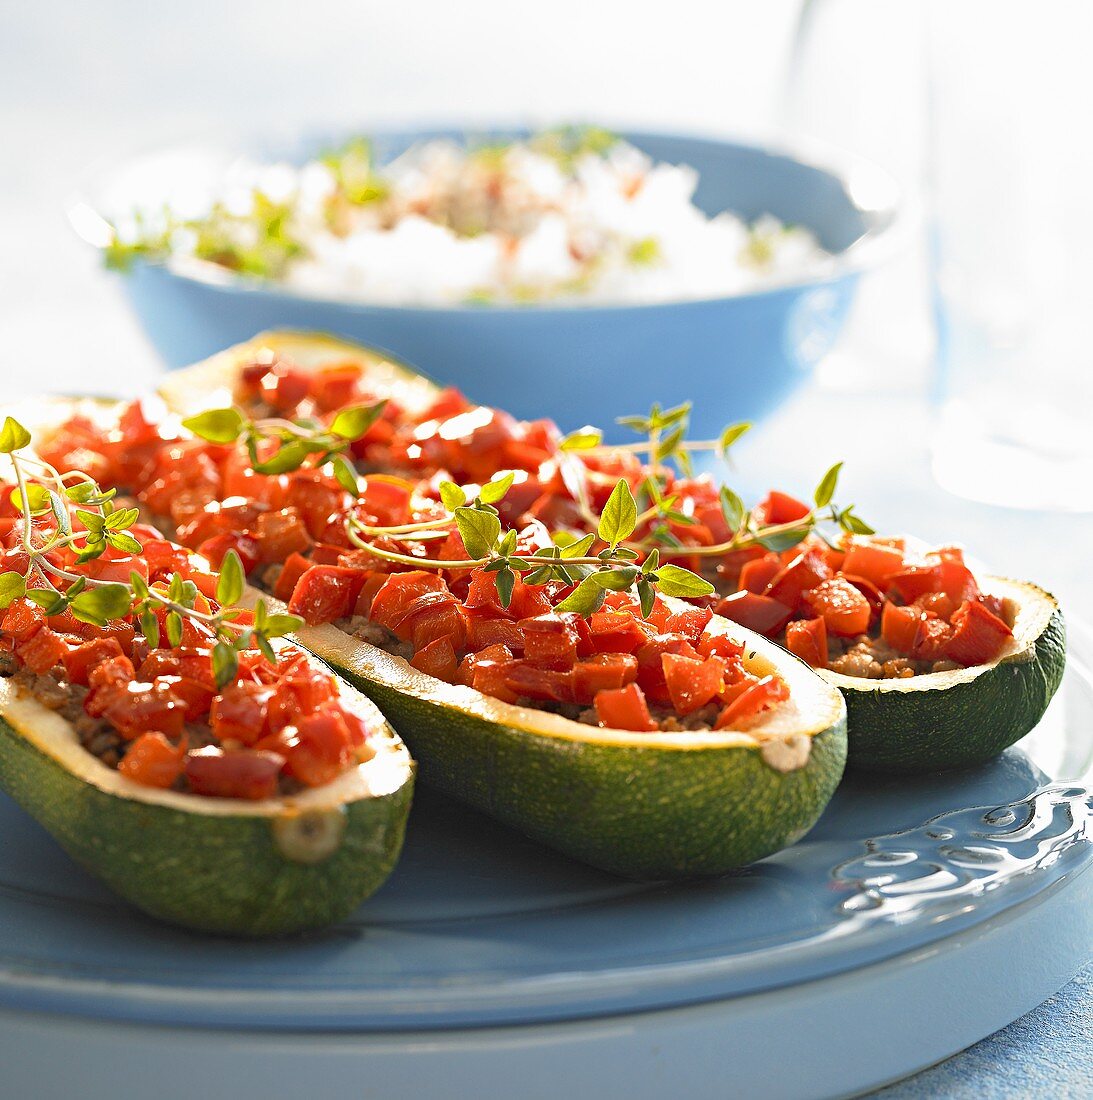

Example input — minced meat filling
[826,634,962,679]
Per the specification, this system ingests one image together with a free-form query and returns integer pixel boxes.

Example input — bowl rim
[67,124,910,316]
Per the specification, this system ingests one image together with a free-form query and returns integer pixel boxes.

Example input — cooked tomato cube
[785,617,828,669]
[713,592,793,638]
[662,652,726,714]
[471,657,522,703]
[635,633,701,705]
[663,605,714,644]
[519,613,581,669]
[466,613,525,653]
[410,637,460,682]
[1,598,43,642]
[394,591,468,651]
[841,541,905,588]
[502,661,576,704]
[288,565,368,624]
[765,549,833,611]
[802,578,871,637]
[696,631,744,663]
[888,565,942,603]
[85,554,149,586]
[880,602,921,654]
[739,553,782,595]
[63,637,125,687]
[97,680,186,740]
[272,551,312,603]
[945,600,1013,667]
[911,614,953,661]
[594,683,658,732]
[210,681,274,745]
[715,675,789,729]
[15,626,68,675]
[254,508,313,564]
[185,746,284,800]
[572,653,639,702]
[369,571,449,631]
[284,712,354,787]
[588,610,649,654]
[756,491,811,525]
[118,732,186,789]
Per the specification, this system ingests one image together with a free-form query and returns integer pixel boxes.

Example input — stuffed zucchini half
[0,420,413,935]
[0,654,413,935]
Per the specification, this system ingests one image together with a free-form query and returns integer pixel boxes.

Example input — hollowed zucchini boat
[824,577,1065,774]
[0,643,414,936]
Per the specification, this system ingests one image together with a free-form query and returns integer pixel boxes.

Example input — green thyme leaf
[26,588,68,616]
[814,462,842,508]
[330,401,386,441]
[215,548,245,607]
[211,641,239,689]
[0,417,31,454]
[838,508,875,536]
[498,528,518,557]
[554,574,607,616]
[182,408,245,444]
[590,566,639,591]
[642,547,661,574]
[105,530,143,555]
[439,481,466,511]
[719,486,745,533]
[10,484,51,516]
[71,583,132,626]
[262,612,303,638]
[139,609,160,649]
[560,427,603,451]
[454,506,501,560]
[495,566,515,608]
[653,564,715,598]
[718,422,751,458]
[756,527,811,552]
[253,440,313,475]
[560,532,596,560]
[655,425,686,463]
[331,455,360,495]
[637,577,656,619]
[598,479,638,547]
[165,610,183,648]
[0,571,26,609]
[479,471,515,505]
[65,482,102,504]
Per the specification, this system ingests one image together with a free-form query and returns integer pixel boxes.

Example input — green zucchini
[293,613,846,879]
[824,577,1065,774]
[0,650,414,935]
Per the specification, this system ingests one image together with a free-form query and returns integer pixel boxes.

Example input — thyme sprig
[182,401,386,493]
[0,417,302,688]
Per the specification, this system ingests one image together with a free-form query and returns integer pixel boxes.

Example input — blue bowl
[74,129,901,441]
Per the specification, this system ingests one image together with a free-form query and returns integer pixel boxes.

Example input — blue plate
[70,129,902,440]
[1,629,1090,1098]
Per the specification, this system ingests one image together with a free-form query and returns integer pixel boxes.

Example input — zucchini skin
[328,669,847,880]
[0,714,414,936]
[838,608,1066,774]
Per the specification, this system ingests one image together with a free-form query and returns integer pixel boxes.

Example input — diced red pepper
[715,675,790,729]
[572,653,638,702]
[63,637,125,687]
[880,601,921,653]
[765,549,833,612]
[283,711,354,787]
[288,565,368,624]
[15,625,68,675]
[841,541,905,588]
[662,653,727,714]
[756,491,811,525]
[185,747,284,800]
[802,577,872,637]
[945,600,1013,667]
[713,592,793,638]
[410,636,460,682]
[739,553,782,594]
[118,732,186,789]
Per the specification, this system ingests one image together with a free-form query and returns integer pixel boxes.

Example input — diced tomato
[261,365,311,412]
[311,361,363,411]
[588,610,649,654]
[471,656,522,703]
[662,653,726,714]
[265,665,337,732]
[756,490,811,525]
[739,553,782,595]
[519,613,580,669]
[86,654,135,697]
[254,508,312,564]
[185,747,284,800]
[118,732,186,789]
[466,613,526,653]
[137,647,217,690]
[911,614,953,661]
[914,591,957,622]
[351,570,389,618]
[502,661,575,703]
[841,542,905,588]
[803,577,871,637]
[156,675,214,722]
[63,637,125,687]
[288,565,368,624]
[272,551,312,603]
[572,653,638,702]
[358,475,414,527]
[283,711,354,787]
[97,680,186,740]
[369,571,448,631]
[765,549,832,612]
[210,681,274,745]
[285,476,346,539]
[945,600,1013,667]
[635,633,700,706]
[785,617,828,668]
[85,554,148,586]
[394,591,468,651]
[881,601,921,653]
[663,605,714,644]
[142,538,192,581]
[715,675,789,729]
[15,626,68,674]
[1,598,43,642]
[714,592,793,638]
[696,631,745,662]
[410,636,460,681]
[594,683,658,732]
[936,558,980,606]
[888,565,942,603]
[197,532,260,573]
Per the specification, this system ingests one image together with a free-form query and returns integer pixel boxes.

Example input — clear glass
[928,1,1093,511]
